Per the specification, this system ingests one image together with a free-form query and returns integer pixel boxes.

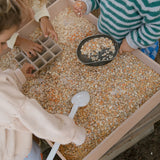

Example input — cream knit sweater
[0,69,85,160]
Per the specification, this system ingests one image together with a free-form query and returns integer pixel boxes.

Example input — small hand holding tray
[14,35,62,73]
[77,34,119,66]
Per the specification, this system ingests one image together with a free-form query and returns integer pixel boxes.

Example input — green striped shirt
[82,0,160,49]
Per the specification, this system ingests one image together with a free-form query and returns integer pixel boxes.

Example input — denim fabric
[141,41,159,60]
[24,141,42,160]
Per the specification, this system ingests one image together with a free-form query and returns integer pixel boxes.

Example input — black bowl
[77,34,119,66]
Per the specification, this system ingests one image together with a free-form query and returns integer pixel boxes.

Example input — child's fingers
[74,8,85,17]
[40,24,48,37]
[29,49,37,57]
[22,63,35,77]
[74,5,81,11]
[74,9,82,17]
[33,47,41,54]
[26,51,32,58]
[43,27,49,38]
[53,33,58,42]
[74,6,82,12]
[27,67,35,75]
[26,66,36,77]
[49,30,58,41]
[34,42,43,49]
[25,73,35,78]
[25,63,35,71]
[26,64,35,70]
[33,44,43,53]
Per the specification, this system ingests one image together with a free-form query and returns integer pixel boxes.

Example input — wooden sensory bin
[17,0,160,160]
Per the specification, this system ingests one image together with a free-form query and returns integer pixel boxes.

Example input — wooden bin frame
[14,0,160,159]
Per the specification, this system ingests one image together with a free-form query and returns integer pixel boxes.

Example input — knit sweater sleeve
[0,69,86,146]
[18,99,86,145]
[32,0,50,22]
[82,0,100,14]
[3,68,26,89]
[126,0,160,49]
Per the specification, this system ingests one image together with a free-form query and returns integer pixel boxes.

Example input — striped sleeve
[82,0,100,14]
[126,0,160,49]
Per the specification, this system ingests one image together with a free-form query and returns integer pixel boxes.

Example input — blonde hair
[0,0,21,33]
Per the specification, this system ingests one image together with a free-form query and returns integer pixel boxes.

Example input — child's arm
[119,38,135,54]
[3,63,35,89]
[125,1,160,50]
[2,66,86,146]
[39,16,58,41]
[15,36,42,57]
[6,33,43,57]
[32,1,58,41]
[18,99,86,145]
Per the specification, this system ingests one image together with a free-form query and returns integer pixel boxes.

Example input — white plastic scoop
[47,91,90,160]
[69,91,90,118]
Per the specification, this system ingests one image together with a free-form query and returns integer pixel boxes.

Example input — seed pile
[81,37,115,61]
[0,8,159,160]
[51,8,98,49]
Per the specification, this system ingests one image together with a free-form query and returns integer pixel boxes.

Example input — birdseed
[81,37,115,61]
[0,8,159,160]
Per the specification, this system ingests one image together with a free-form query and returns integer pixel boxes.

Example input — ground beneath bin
[113,121,160,160]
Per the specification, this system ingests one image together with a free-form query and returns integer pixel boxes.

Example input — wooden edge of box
[100,103,160,160]
[46,140,66,160]
[83,90,160,160]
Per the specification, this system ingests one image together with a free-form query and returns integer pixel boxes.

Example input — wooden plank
[100,103,160,160]
[122,103,160,138]
[46,140,66,160]
[100,124,154,160]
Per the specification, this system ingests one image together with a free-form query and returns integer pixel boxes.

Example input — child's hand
[119,38,135,54]
[21,63,35,78]
[40,17,58,41]
[15,37,43,57]
[73,1,87,17]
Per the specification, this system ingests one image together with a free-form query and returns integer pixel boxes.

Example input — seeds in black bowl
[80,37,115,61]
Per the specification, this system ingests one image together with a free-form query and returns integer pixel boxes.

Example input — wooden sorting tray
[14,36,62,73]
[18,0,160,159]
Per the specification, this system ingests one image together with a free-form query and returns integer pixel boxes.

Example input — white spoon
[47,91,90,160]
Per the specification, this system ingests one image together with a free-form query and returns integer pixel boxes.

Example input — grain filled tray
[1,0,160,160]
[77,34,119,66]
